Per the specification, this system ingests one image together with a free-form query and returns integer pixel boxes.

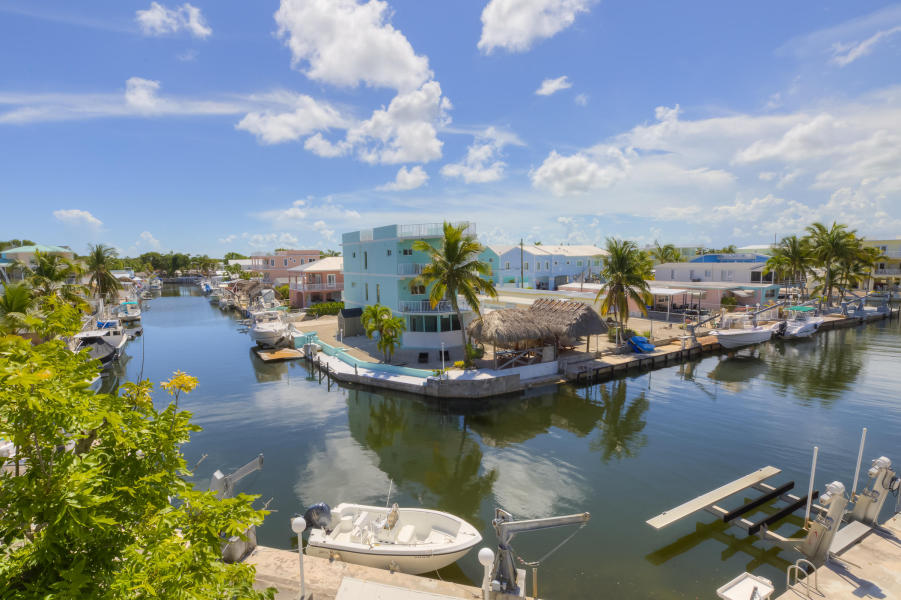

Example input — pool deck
[246,545,483,600]
[775,512,901,600]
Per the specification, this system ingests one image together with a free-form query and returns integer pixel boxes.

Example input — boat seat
[396,524,416,545]
[353,512,369,530]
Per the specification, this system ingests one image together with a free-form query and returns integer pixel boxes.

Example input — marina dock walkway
[246,545,482,600]
[775,513,901,599]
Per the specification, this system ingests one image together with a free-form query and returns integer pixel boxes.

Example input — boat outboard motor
[776,321,787,337]
[303,503,333,533]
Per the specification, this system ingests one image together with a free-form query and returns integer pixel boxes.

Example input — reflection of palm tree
[764,329,862,404]
[590,380,649,462]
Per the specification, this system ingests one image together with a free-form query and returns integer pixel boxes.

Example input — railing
[290,282,342,292]
[359,229,373,242]
[875,268,901,275]
[398,300,471,313]
[397,222,475,239]
[397,263,427,276]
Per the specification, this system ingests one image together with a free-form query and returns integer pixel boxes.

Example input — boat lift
[210,453,265,563]
[686,301,789,345]
[646,429,899,599]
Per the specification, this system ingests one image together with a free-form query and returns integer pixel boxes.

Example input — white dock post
[478,547,495,600]
[291,517,308,599]
[805,446,818,527]
[851,427,868,498]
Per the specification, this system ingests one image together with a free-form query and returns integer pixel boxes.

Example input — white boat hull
[305,503,482,575]
[249,327,288,346]
[710,327,774,349]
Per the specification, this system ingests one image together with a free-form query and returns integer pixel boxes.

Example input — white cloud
[256,198,361,228]
[574,93,588,106]
[136,2,212,38]
[53,209,102,228]
[247,232,300,249]
[138,231,161,249]
[379,165,429,191]
[479,0,594,54]
[274,0,431,92]
[830,25,901,67]
[218,234,237,244]
[535,75,572,96]
[236,95,347,144]
[530,146,629,196]
[312,219,336,241]
[177,49,198,62]
[440,126,521,184]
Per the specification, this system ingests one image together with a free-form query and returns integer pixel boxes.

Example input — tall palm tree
[595,238,652,345]
[650,242,684,264]
[805,222,856,305]
[27,250,89,310]
[410,222,497,367]
[764,235,812,296]
[85,243,122,301]
[856,245,885,292]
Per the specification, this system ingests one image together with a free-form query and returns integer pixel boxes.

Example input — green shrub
[466,343,484,360]
[306,301,344,318]
[275,284,289,300]
[607,327,637,342]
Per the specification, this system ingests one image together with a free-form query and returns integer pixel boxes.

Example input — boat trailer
[646,428,899,598]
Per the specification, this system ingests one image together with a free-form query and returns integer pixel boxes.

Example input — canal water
[111,286,901,598]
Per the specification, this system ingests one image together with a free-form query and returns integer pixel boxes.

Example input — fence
[300,334,435,378]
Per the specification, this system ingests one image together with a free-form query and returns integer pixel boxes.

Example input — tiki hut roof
[530,298,607,340]
[467,299,607,348]
[467,308,554,348]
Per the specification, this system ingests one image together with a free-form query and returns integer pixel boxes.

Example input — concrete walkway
[775,513,901,600]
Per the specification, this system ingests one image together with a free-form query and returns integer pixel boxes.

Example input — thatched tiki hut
[467,299,608,368]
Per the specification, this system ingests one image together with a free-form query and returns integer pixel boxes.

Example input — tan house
[288,256,343,308]
[250,249,320,284]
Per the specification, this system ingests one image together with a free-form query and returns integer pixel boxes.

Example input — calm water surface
[111,286,901,598]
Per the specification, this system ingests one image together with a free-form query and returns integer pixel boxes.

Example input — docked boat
[709,314,777,349]
[776,306,824,339]
[248,310,291,346]
[304,502,482,575]
[149,278,162,290]
[74,334,119,367]
[118,301,141,323]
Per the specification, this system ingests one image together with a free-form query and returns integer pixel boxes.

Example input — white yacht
[248,310,291,346]
[777,306,824,339]
[709,314,777,349]
[304,503,482,575]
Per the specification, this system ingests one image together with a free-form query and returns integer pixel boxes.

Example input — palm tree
[361,304,406,362]
[0,282,38,334]
[595,238,652,345]
[410,222,497,367]
[85,243,122,301]
[856,245,885,292]
[805,222,856,305]
[27,250,89,310]
[764,235,812,297]
[650,242,684,264]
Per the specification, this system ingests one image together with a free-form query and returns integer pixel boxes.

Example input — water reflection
[707,354,768,392]
[588,380,650,462]
[763,330,864,403]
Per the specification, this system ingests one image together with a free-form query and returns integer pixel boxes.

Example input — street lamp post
[440,341,446,378]
[291,516,308,598]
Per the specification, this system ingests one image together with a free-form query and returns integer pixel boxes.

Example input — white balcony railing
[397,263,427,276]
[397,222,475,239]
[290,282,342,292]
[359,229,374,242]
[398,299,471,313]
[875,268,901,276]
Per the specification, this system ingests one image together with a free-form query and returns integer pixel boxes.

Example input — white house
[492,244,607,290]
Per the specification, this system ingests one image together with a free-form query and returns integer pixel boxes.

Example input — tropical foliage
[85,243,123,301]
[595,238,652,346]
[649,242,684,264]
[0,310,272,599]
[0,282,38,335]
[410,222,497,367]
[306,301,344,318]
[361,303,406,362]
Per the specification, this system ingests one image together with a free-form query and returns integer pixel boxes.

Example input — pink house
[288,256,343,308]
[250,249,320,284]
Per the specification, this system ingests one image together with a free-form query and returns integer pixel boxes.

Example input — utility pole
[520,238,524,288]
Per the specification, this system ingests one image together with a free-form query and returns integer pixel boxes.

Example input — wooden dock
[775,512,901,599]
[245,545,482,600]
[255,347,304,362]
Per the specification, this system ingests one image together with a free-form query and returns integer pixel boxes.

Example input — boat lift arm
[491,508,590,596]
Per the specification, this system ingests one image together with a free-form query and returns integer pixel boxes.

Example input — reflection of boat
[776,307,824,340]
[707,356,768,384]
[249,311,291,347]
[709,315,776,349]
[304,502,482,574]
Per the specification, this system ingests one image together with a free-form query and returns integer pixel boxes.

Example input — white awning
[648,287,688,296]
[732,289,755,297]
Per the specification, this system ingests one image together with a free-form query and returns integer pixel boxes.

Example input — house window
[545,261,550,270]
[504,262,510,270]
[352,252,356,258]
[411,285,425,295]
[387,249,392,256]
[376,284,380,303]
[364,252,368,270]
[402,248,413,256]
[283,259,288,267]
[593,259,600,266]
[577,260,583,267]
[721,270,734,281]
[566,260,570,265]
[523,262,529,270]
[670,270,675,279]
[351,282,356,287]
[327,274,336,285]
[704,269,712,279]
[365,283,369,301]
[751,271,761,283]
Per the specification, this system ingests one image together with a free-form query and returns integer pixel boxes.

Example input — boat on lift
[776,306,824,339]
[118,301,142,323]
[149,277,162,290]
[303,502,482,574]
[709,314,777,349]
[248,310,291,346]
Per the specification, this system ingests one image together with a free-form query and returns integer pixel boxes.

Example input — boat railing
[786,558,818,597]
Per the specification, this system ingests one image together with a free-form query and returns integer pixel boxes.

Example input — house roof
[497,244,607,257]
[289,256,343,273]
[487,244,514,255]
[656,261,765,271]
[2,244,72,255]
[649,280,778,290]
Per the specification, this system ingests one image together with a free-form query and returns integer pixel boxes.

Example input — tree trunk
[454,302,469,367]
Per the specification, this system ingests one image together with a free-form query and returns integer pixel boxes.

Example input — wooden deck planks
[647,466,781,529]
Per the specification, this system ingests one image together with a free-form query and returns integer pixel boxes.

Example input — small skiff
[305,502,482,574]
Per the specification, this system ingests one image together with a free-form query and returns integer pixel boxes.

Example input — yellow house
[862,239,901,291]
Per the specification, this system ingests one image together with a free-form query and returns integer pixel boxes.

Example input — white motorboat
[776,306,824,339]
[304,502,482,575]
[149,278,162,290]
[75,318,128,358]
[118,301,141,323]
[709,314,777,349]
[248,310,291,346]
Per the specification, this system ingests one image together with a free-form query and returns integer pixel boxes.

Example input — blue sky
[1,0,900,256]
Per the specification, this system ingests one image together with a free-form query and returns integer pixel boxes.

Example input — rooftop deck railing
[397,222,475,239]
[398,299,471,313]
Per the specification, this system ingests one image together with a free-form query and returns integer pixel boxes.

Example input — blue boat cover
[627,336,656,353]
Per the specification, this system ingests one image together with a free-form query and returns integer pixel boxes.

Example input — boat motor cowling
[303,503,333,531]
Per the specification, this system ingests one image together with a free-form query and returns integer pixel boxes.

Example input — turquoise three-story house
[341,223,479,353]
